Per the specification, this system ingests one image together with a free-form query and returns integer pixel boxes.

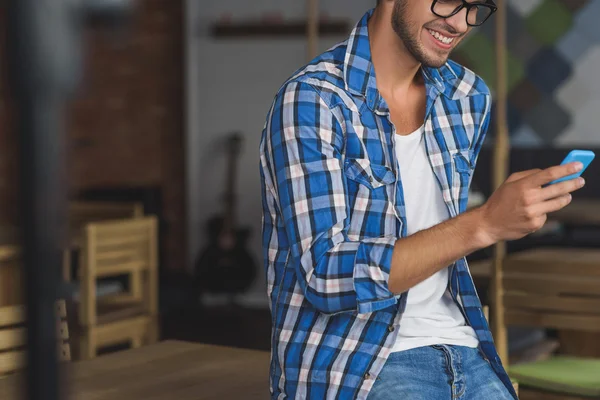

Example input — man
[259,1,585,399]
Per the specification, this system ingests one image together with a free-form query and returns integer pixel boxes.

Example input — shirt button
[365,373,372,380]
[388,325,395,332]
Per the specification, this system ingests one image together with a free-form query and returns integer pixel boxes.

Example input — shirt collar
[343,9,463,112]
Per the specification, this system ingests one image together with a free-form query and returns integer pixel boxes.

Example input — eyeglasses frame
[430,0,498,27]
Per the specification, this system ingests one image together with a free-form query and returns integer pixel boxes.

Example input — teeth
[428,29,454,45]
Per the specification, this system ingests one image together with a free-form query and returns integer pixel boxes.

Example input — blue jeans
[367,345,515,400]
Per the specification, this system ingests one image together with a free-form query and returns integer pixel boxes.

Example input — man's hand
[477,162,586,244]
[387,162,586,295]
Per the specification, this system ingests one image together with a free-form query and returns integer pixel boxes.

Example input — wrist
[465,205,497,249]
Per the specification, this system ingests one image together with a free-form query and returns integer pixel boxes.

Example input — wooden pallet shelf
[211,19,350,38]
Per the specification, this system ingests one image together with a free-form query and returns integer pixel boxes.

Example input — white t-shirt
[391,125,479,353]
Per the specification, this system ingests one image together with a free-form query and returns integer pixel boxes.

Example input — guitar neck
[222,135,241,235]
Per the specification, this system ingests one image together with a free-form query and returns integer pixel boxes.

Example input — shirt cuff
[353,236,398,314]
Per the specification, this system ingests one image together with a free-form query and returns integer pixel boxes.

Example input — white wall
[185,1,373,307]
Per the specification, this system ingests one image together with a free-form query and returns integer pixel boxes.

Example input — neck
[368,6,422,94]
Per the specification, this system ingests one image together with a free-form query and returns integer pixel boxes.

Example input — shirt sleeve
[260,80,398,315]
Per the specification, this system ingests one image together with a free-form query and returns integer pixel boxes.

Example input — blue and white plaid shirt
[259,9,517,400]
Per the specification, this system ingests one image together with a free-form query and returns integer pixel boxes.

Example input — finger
[539,176,585,201]
[506,168,542,183]
[534,194,573,215]
[529,162,583,187]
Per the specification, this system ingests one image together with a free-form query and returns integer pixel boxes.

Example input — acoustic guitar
[194,133,257,297]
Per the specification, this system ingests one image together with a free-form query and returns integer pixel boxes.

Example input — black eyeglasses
[431,0,497,27]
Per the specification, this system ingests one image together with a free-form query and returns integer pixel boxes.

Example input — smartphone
[547,149,595,185]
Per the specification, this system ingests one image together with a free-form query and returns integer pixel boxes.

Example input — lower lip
[427,30,454,50]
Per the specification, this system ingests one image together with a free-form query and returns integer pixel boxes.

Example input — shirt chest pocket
[344,158,395,189]
[343,158,397,239]
[452,151,474,214]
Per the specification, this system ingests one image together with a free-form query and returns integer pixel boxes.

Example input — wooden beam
[492,0,509,365]
[307,0,319,61]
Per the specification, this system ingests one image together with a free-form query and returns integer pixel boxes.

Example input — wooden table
[0,340,271,399]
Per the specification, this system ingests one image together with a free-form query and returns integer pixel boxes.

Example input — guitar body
[194,215,257,294]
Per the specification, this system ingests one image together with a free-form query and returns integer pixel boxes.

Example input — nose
[444,7,469,34]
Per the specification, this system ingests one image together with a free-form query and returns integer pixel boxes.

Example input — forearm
[388,206,494,294]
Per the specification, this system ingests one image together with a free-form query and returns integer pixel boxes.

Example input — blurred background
[0,0,599,399]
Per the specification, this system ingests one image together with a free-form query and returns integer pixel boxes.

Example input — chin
[417,50,450,69]
[423,58,449,69]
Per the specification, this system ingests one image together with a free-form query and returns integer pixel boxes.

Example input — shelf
[211,19,350,38]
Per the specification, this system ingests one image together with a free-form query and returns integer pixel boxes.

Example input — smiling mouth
[427,29,455,45]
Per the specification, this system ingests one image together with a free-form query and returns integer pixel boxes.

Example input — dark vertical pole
[7,1,80,399]
[6,1,134,400]
[17,92,67,400]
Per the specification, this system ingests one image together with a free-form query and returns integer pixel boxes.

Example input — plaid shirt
[259,9,517,400]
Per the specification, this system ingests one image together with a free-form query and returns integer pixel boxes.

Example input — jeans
[367,345,515,400]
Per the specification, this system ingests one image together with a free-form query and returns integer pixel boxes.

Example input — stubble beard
[391,0,453,69]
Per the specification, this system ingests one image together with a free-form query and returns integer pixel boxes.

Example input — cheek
[420,28,435,45]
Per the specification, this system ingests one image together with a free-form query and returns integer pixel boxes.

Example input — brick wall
[0,0,186,271]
